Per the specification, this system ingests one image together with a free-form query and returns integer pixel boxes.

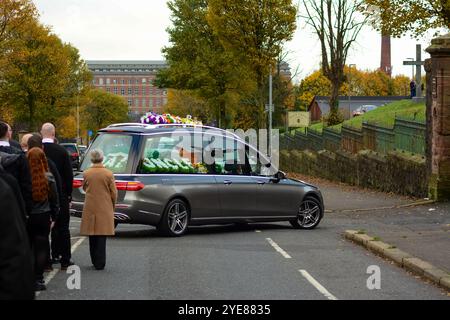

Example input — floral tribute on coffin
[139,112,202,126]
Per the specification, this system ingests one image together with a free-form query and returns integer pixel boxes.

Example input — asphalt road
[37,216,449,300]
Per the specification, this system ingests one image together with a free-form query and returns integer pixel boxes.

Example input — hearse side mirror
[270,170,286,183]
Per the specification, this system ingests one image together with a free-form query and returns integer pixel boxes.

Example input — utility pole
[268,65,273,158]
[76,93,80,144]
[348,64,356,119]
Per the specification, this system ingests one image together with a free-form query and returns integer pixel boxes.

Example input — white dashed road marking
[266,237,291,259]
[299,269,338,300]
[36,237,86,297]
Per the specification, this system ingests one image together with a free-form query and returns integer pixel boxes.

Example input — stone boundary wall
[280,149,427,197]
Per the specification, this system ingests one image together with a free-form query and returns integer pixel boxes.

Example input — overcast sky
[33,0,437,83]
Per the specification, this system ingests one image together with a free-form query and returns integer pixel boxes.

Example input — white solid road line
[36,237,86,297]
[266,238,292,259]
[299,269,338,300]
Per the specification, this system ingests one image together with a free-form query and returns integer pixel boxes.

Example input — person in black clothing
[27,134,63,272]
[27,147,59,291]
[0,163,34,300]
[0,121,32,215]
[40,123,74,269]
[9,138,21,151]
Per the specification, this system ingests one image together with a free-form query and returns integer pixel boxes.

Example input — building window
[135,88,139,95]
[142,78,146,84]
[142,99,146,108]
[121,88,125,95]
[106,78,110,85]
[127,99,132,106]
[121,79,125,84]
[106,87,111,93]
[113,87,118,94]
[149,99,153,107]
[128,79,133,84]
[99,78,104,85]
[128,88,132,95]
[135,79,139,84]
[135,99,139,107]
[113,79,117,84]
[142,88,147,96]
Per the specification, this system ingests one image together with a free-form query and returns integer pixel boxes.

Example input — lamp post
[348,64,356,119]
[76,83,81,145]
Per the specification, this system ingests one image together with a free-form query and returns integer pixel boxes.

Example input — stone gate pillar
[426,33,450,201]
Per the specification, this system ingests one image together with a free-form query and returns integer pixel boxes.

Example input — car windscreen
[80,133,133,173]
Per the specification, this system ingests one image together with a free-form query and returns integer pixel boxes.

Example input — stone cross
[403,44,425,97]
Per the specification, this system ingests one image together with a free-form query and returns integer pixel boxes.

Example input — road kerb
[440,277,450,289]
[403,257,434,276]
[424,268,450,284]
[383,248,412,266]
[344,230,450,292]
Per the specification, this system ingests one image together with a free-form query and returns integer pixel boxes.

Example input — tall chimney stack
[380,34,392,77]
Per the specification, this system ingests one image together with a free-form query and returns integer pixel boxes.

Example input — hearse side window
[138,133,216,174]
[211,138,250,176]
[80,134,132,174]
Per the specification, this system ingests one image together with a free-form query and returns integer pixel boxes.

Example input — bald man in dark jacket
[41,123,74,269]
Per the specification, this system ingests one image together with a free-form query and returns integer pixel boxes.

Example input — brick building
[87,60,168,118]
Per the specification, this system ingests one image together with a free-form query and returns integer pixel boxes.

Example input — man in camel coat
[80,149,117,270]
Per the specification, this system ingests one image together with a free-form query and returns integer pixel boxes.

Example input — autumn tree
[157,0,253,128]
[0,5,92,132]
[361,0,450,38]
[207,0,297,129]
[296,67,412,110]
[0,0,38,121]
[0,0,37,47]
[0,20,72,130]
[164,89,209,124]
[301,0,367,125]
[83,89,129,133]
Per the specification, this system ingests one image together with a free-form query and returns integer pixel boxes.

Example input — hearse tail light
[115,181,145,192]
[73,179,83,189]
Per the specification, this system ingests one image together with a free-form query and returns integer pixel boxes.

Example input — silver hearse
[71,123,324,236]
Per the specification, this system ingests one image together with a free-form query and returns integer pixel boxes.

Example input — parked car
[78,145,87,157]
[60,143,80,169]
[352,105,378,117]
[70,123,324,236]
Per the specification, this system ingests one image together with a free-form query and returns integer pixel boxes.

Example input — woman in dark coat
[27,147,59,291]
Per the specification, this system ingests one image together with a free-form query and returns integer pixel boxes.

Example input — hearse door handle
[257,180,266,185]
[223,180,232,185]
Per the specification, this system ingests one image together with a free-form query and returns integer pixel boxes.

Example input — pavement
[35,173,450,300]
[296,174,450,274]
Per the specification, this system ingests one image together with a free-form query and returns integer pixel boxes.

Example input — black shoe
[35,281,46,291]
[44,265,54,272]
[61,261,75,270]
[51,257,61,264]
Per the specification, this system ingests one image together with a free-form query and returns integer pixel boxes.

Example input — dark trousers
[28,213,51,282]
[89,236,107,270]
[51,196,71,264]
